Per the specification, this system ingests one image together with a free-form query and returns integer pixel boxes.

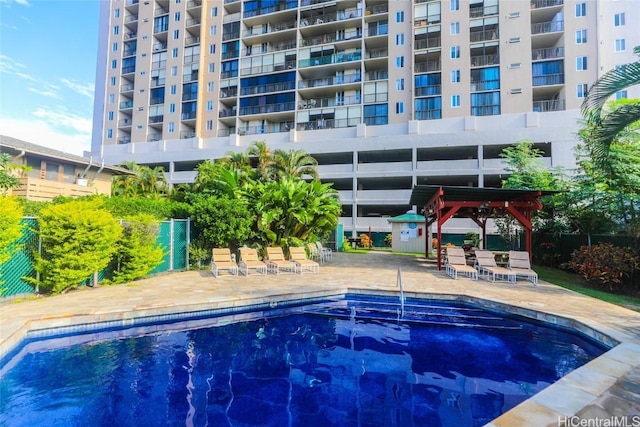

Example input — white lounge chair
[289,246,320,273]
[474,250,515,284]
[265,247,297,274]
[445,247,477,280]
[315,242,333,262]
[238,247,267,276]
[211,248,239,277]
[508,251,539,285]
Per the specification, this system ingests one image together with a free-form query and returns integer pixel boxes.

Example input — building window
[450,46,460,59]
[207,100,213,111]
[113,25,119,35]
[396,11,404,23]
[395,102,404,114]
[615,39,626,52]
[396,33,404,46]
[114,8,120,18]
[108,111,114,120]
[173,30,179,39]
[109,94,114,104]
[107,129,113,138]
[208,63,215,73]
[111,59,117,69]
[209,44,215,54]
[576,29,587,44]
[577,84,588,98]
[396,56,404,68]
[576,56,587,71]
[110,76,116,86]
[170,84,177,95]
[615,90,628,100]
[211,7,218,17]
[207,82,214,92]
[171,66,177,76]
[168,122,175,132]
[451,69,460,83]
[450,22,460,35]
[172,47,179,57]
[112,42,118,52]
[451,0,459,11]
[206,119,213,130]
[210,25,217,35]
[363,104,388,125]
[614,13,625,26]
[575,2,586,17]
[396,78,404,91]
[451,95,461,108]
[174,12,180,21]
[169,103,175,113]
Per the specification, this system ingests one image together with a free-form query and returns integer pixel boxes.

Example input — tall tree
[270,149,319,181]
[246,140,273,181]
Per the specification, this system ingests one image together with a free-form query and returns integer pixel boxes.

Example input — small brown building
[1,135,131,201]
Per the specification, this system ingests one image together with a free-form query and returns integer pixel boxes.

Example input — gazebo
[409,185,556,270]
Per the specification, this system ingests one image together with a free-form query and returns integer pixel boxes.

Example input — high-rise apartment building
[91,0,639,237]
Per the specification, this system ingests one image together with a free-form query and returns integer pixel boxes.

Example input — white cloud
[1,54,61,98]
[0,0,30,6]
[0,111,93,156]
[27,86,58,98]
[60,78,94,99]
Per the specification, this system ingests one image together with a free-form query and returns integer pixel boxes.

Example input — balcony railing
[240,61,296,76]
[125,32,137,40]
[414,60,441,73]
[222,31,240,41]
[186,0,201,9]
[239,102,295,115]
[415,109,442,120]
[300,9,362,27]
[415,85,442,96]
[185,36,200,46]
[241,81,296,96]
[119,100,133,109]
[533,99,565,112]
[222,51,239,60]
[150,77,165,88]
[532,46,564,60]
[245,40,296,55]
[235,123,293,136]
[365,3,388,15]
[470,54,499,67]
[244,21,297,37]
[154,7,169,16]
[365,26,388,37]
[186,17,201,27]
[118,136,131,144]
[299,94,361,109]
[149,115,164,124]
[243,0,297,18]
[121,83,134,92]
[299,51,361,68]
[471,80,500,91]
[470,29,498,43]
[219,108,237,118]
[125,15,138,23]
[183,71,199,82]
[414,14,441,26]
[182,111,197,120]
[366,48,388,59]
[153,42,167,51]
[469,5,499,18]
[182,92,198,101]
[296,117,359,131]
[414,37,441,50]
[118,118,132,126]
[123,48,137,57]
[471,105,500,116]
[531,20,564,34]
[301,30,361,48]
[365,71,387,81]
[298,73,361,89]
[220,87,238,98]
[532,73,564,86]
[153,24,168,34]
[151,60,166,70]
[184,54,200,64]
[180,130,197,138]
[531,0,563,8]
[147,134,162,142]
[122,66,136,74]
[363,93,388,103]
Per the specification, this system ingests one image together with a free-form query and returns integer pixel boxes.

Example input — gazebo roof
[387,213,426,223]
[409,185,557,206]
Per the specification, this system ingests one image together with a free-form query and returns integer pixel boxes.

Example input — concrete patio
[1,251,639,426]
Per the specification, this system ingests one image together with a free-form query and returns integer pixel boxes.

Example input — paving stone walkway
[1,251,639,426]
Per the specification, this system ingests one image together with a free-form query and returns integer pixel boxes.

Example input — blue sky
[0,0,100,155]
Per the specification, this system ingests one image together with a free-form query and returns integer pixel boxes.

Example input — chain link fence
[1,218,190,298]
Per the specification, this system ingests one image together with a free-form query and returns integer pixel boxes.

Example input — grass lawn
[535,265,640,312]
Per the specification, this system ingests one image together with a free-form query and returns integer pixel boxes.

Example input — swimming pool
[0,295,608,427]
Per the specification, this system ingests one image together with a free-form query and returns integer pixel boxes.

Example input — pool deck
[1,251,639,426]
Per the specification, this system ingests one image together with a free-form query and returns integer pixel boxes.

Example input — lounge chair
[306,242,323,263]
[445,247,477,280]
[289,246,320,273]
[474,250,516,284]
[265,247,298,274]
[211,248,239,277]
[508,251,539,285]
[238,247,267,276]
[315,242,333,261]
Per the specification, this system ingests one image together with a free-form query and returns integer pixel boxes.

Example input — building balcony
[222,51,239,60]
[186,0,201,9]
[243,0,297,18]
[153,42,167,51]
[183,71,199,82]
[180,130,196,139]
[533,99,565,112]
[220,87,238,98]
[470,54,499,67]
[414,14,441,27]
[471,105,501,116]
[415,85,441,97]
[415,109,442,120]
[154,7,169,16]
[150,77,165,88]
[184,54,200,64]
[299,94,361,110]
[185,36,200,46]
[415,37,441,50]
[470,80,499,92]
[186,17,201,28]
[299,9,362,28]
[470,29,498,43]
[118,136,131,144]
[299,73,361,89]
[149,115,164,124]
[414,60,441,73]
[239,102,295,116]
[125,31,137,40]
[364,26,388,37]
[365,3,388,16]
[125,15,138,23]
[151,60,166,70]
[470,4,499,18]
[119,100,134,110]
[297,117,359,131]
[531,20,564,35]
[236,122,293,136]
[531,0,563,9]
[363,92,388,103]
[122,66,136,74]
[299,51,361,68]
[222,32,240,41]
[182,111,197,120]
[219,108,237,118]
[244,40,296,55]
[532,73,564,86]
[365,71,387,81]
[240,61,296,76]
[240,81,296,96]
[301,30,361,48]
[365,48,387,59]
[532,46,564,60]
[244,20,297,37]
[121,82,135,93]
[147,133,162,142]
[118,118,132,127]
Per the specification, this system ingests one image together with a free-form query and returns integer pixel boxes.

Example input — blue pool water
[0,296,607,427]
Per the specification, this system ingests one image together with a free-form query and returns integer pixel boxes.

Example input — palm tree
[246,140,272,181]
[270,149,319,181]
[581,46,640,168]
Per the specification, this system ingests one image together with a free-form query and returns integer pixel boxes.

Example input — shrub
[109,214,165,284]
[384,233,392,247]
[27,199,122,294]
[565,243,639,291]
[0,196,25,292]
[189,195,253,251]
[358,234,372,248]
